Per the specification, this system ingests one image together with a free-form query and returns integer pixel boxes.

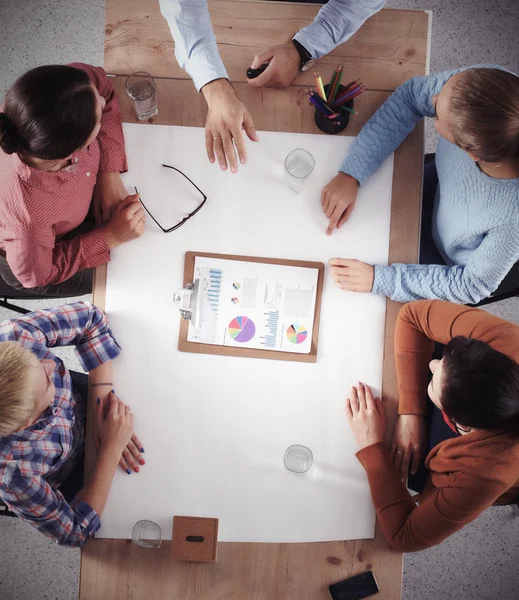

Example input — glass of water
[125,72,158,121]
[284,148,315,193]
[284,444,313,473]
[132,520,162,548]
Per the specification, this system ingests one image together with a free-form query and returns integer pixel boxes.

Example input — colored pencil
[327,65,343,105]
[314,72,327,101]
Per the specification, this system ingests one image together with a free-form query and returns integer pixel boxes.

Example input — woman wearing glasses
[345,300,519,551]
[0,63,146,296]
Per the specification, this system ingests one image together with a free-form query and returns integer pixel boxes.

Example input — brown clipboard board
[178,251,325,363]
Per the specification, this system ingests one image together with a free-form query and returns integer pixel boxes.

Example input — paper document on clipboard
[187,256,319,354]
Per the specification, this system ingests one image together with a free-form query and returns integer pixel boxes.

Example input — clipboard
[177,251,324,363]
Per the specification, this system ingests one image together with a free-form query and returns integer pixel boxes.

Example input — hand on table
[345,383,386,450]
[201,79,258,173]
[329,258,374,293]
[390,415,427,481]
[92,172,128,224]
[102,193,145,249]
[96,391,145,474]
[321,172,359,235]
[247,42,300,89]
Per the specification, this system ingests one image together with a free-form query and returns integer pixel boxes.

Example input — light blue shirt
[340,66,519,304]
[159,0,385,91]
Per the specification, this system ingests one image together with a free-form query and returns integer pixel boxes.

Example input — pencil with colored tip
[328,65,343,105]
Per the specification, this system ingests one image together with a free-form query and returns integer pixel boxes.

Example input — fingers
[108,390,119,416]
[205,129,216,164]
[122,446,140,473]
[327,204,346,236]
[337,203,354,229]
[222,132,238,173]
[251,64,274,88]
[345,397,353,422]
[356,383,367,411]
[400,448,411,482]
[128,439,145,466]
[119,455,132,474]
[242,110,258,142]
[231,125,247,167]
[131,432,145,454]
[124,199,144,220]
[410,449,421,476]
[251,49,274,69]
[120,193,140,209]
[349,386,359,412]
[363,384,376,410]
[212,135,227,171]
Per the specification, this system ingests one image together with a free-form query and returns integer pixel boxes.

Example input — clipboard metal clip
[174,278,202,327]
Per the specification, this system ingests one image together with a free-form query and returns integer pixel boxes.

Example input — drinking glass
[284,444,313,473]
[284,149,315,193]
[125,72,158,120]
[132,520,162,548]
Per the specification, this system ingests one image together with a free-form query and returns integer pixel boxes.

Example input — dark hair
[0,65,97,160]
[441,336,519,436]
[449,68,519,163]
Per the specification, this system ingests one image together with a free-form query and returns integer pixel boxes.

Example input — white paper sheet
[100,124,393,543]
[188,256,319,354]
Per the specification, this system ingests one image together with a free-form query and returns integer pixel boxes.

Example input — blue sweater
[341,67,519,304]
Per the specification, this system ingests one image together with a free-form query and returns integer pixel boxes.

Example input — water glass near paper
[284,149,315,193]
[126,72,158,121]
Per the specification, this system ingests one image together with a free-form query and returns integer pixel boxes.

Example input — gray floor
[0,1,518,599]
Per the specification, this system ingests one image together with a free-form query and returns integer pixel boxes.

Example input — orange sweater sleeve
[395,299,519,414]
[356,442,512,552]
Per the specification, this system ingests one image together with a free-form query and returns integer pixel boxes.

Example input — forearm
[294,0,385,59]
[76,446,120,516]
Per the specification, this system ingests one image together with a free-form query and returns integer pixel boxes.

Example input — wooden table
[80,2,429,599]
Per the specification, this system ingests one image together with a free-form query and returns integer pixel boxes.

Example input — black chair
[0,274,89,316]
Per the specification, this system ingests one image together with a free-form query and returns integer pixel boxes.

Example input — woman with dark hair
[0,63,145,295]
[345,300,519,552]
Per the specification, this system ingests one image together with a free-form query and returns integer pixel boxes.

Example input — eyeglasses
[135,164,207,233]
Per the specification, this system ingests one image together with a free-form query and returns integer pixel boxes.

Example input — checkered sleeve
[0,467,100,547]
[0,302,121,371]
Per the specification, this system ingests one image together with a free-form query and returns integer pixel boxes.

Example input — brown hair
[449,68,519,163]
[0,342,39,437]
[0,65,97,160]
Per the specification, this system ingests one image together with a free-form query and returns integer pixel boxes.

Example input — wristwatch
[291,39,316,72]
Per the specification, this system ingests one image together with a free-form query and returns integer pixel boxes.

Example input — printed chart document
[188,256,319,354]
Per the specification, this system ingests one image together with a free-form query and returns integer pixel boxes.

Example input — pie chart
[228,316,256,343]
[286,324,308,344]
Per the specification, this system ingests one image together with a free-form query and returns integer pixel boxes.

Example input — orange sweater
[356,300,519,552]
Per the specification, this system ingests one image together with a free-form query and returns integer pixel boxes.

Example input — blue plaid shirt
[0,302,121,547]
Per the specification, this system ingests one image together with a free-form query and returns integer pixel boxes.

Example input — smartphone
[328,571,379,600]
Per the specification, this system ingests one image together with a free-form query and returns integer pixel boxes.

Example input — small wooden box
[171,516,219,563]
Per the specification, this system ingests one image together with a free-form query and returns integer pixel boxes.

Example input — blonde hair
[0,342,39,437]
[449,68,519,163]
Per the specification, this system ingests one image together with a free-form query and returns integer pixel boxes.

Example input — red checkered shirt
[0,302,121,547]
[0,63,127,287]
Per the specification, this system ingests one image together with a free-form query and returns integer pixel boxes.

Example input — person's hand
[390,415,427,481]
[97,391,134,456]
[321,173,359,235]
[247,42,300,89]
[92,172,128,225]
[345,382,386,449]
[329,258,374,293]
[119,432,145,474]
[201,79,259,173]
[102,193,145,249]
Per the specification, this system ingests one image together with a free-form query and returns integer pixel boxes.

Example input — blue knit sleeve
[340,69,463,185]
[372,225,519,304]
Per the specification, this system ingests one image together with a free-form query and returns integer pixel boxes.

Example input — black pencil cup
[314,84,354,135]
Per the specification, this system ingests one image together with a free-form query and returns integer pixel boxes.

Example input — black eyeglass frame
[135,164,207,233]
